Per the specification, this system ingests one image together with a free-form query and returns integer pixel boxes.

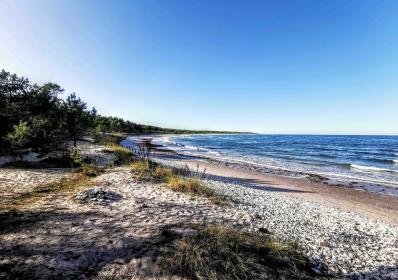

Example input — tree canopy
[0,69,243,155]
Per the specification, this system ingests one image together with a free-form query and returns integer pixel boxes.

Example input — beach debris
[76,187,122,204]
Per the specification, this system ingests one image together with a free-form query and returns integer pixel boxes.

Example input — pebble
[156,158,398,279]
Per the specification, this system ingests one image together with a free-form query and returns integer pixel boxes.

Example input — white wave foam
[393,159,398,164]
[350,164,398,173]
[152,136,178,147]
[184,145,199,150]
[155,137,222,157]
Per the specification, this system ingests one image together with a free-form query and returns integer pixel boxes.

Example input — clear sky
[1,0,397,134]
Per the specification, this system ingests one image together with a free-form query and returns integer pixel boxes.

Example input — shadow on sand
[0,207,396,279]
[0,210,153,279]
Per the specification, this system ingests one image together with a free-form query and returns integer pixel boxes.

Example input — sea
[125,134,398,195]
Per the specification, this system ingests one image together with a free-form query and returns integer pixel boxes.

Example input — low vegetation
[130,160,170,182]
[105,143,132,165]
[3,173,94,212]
[129,158,228,206]
[158,224,316,280]
[167,177,228,206]
[79,163,103,177]
[93,132,125,145]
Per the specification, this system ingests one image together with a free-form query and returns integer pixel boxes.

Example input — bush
[70,147,83,167]
[5,121,32,159]
[158,225,316,280]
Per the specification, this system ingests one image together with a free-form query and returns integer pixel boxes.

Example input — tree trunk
[73,134,77,147]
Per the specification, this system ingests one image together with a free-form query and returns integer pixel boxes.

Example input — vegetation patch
[130,160,173,183]
[78,163,104,177]
[94,132,125,145]
[129,159,228,206]
[166,177,228,206]
[4,174,94,211]
[105,143,132,164]
[157,224,317,280]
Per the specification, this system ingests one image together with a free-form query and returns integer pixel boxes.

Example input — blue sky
[1,0,397,134]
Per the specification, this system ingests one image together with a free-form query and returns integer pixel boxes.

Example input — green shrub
[70,147,83,167]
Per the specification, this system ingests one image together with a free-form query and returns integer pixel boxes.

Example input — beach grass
[166,177,228,206]
[158,224,316,280]
[94,132,125,145]
[78,163,104,177]
[105,143,132,164]
[129,159,228,206]
[3,174,94,211]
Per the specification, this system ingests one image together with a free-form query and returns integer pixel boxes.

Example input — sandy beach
[1,140,398,279]
[159,157,398,226]
[132,136,398,277]
[132,135,398,226]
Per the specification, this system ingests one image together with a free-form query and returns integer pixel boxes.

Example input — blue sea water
[151,134,398,191]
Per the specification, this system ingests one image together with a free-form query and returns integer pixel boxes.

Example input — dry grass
[166,177,228,206]
[94,132,125,145]
[4,174,94,211]
[129,159,152,173]
[129,160,174,183]
[158,224,317,280]
[154,166,174,181]
[105,143,132,164]
[129,159,228,206]
[79,163,104,177]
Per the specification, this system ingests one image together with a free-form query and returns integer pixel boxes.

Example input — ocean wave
[350,164,398,173]
[152,136,175,145]
[361,158,398,164]
[184,145,200,150]
[160,140,222,157]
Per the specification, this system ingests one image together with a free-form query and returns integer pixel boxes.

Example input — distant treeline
[0,69,244,155]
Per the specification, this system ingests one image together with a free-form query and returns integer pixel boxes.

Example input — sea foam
[350,164,397,173]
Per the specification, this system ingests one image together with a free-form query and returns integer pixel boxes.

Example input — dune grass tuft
[129,159,228,206]
[166,177,228,206]
[130,160,176,183]
[158,224,316,280]
[105,143,132,164]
